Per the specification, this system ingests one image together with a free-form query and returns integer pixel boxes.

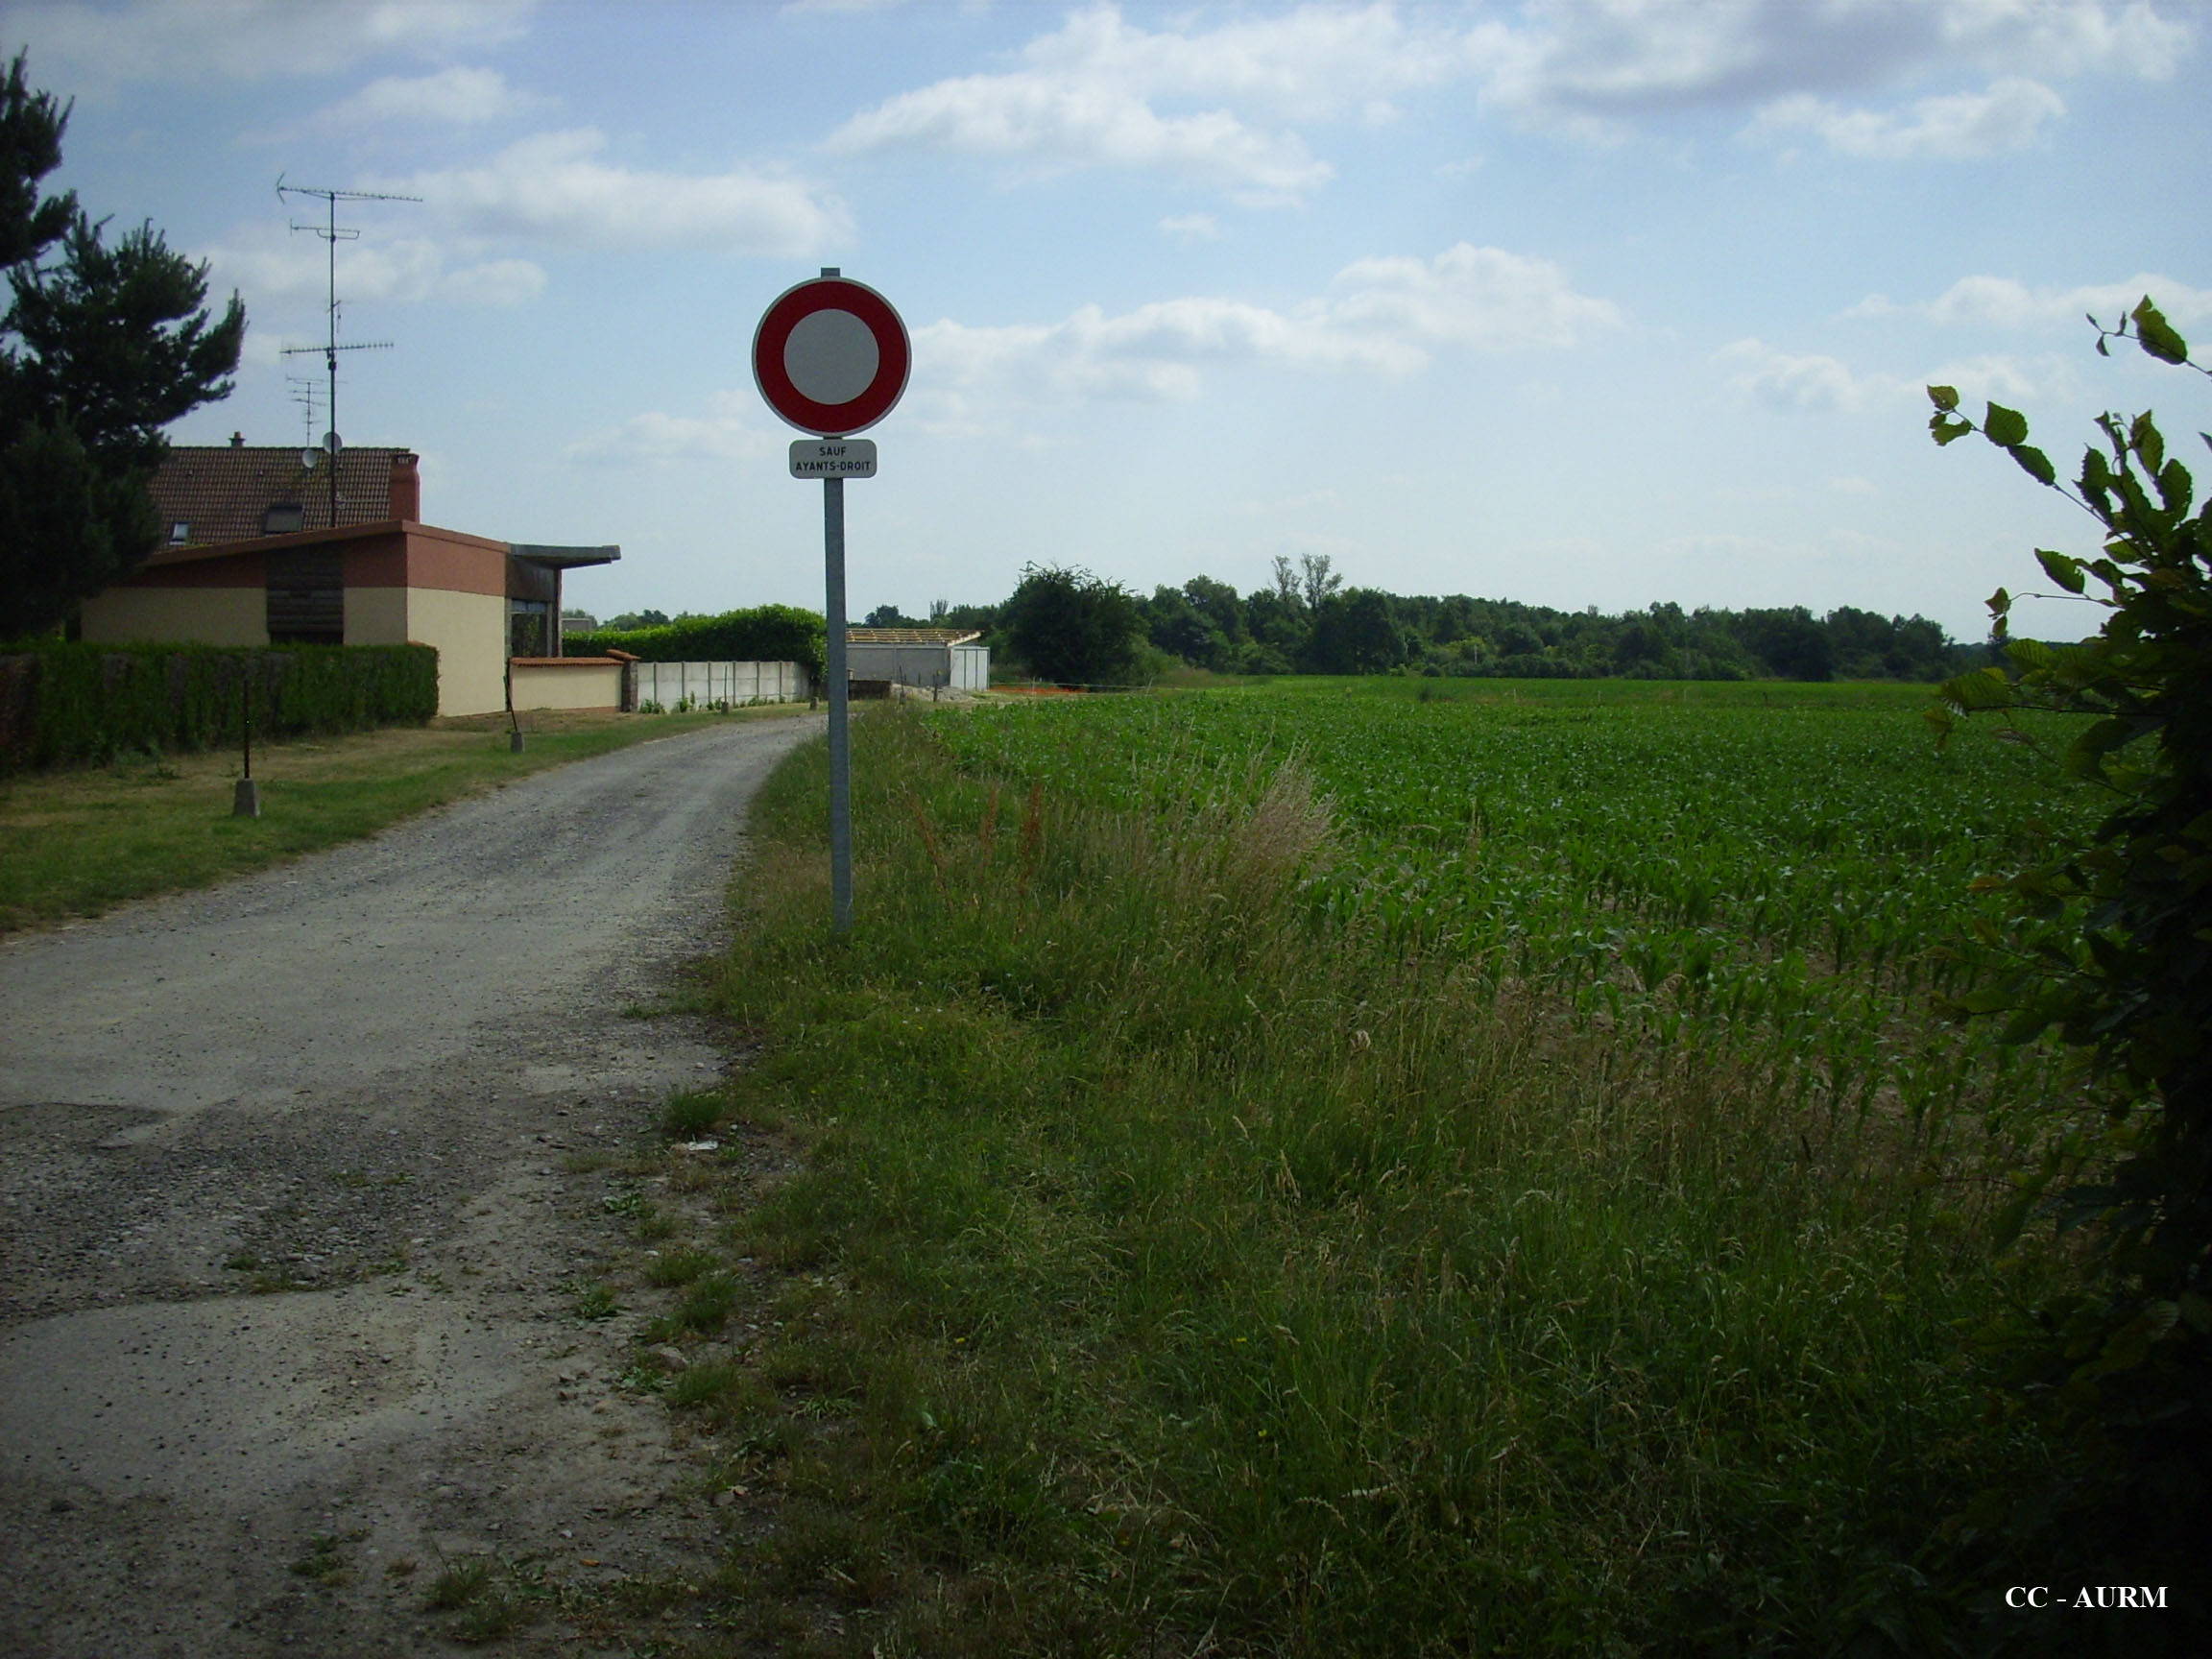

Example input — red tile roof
[148,445,410,547]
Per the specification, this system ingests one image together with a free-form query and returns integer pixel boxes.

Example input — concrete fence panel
[633,661,812,709]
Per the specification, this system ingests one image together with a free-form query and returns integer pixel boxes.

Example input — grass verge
[684,705,2103,1657]
[0,705,803,937]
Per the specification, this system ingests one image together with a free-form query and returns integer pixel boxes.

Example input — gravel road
[0,714,818,1656]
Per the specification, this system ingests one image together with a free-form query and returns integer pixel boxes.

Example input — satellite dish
[324,430,343,455]
[301,447,319,469]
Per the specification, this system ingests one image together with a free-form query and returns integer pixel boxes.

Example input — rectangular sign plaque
[789,439,878,479]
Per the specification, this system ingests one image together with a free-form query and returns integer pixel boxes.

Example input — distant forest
[864,555,1993,684]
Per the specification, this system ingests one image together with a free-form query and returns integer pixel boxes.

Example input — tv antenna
[276,176,420,526]
[285,373,322,465]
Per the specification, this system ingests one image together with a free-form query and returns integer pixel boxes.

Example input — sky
[10,0,2210,640]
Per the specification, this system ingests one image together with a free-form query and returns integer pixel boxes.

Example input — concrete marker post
[232,670,260,817]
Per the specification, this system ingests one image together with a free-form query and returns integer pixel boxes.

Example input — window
[168,521,190,545]
[262,502,304,535]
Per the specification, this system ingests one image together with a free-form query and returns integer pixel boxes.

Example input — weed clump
[660,1090,722,1140]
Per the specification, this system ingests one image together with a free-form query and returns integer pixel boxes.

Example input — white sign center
[783,309,879,406]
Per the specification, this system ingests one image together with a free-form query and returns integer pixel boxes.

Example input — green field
[682,680,2111,1656]
[931,678,2096,1136]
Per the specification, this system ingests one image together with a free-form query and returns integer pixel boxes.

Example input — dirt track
[0,714,817,1656]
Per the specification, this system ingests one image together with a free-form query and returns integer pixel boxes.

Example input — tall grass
[708,708,2074,1655]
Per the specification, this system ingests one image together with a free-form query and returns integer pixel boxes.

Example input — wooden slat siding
[266,549,344,644]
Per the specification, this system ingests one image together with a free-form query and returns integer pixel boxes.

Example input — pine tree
[1,51,245,638]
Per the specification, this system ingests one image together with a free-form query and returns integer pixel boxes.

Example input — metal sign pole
[754,268,905,945]
[823,474,854,934]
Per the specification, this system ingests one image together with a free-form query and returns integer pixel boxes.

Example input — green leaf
[2156,458,2193,514]
[1926,384,1960,412]
[2066,719,2139,778]
[1988,587,2012,617]
[2180,1292,2212,1335]
[1941,665,2013,711]
[2034,548,2087,593]
[2132,296,2189,365]
[2009,444,2056,487]
[2129,410,2165,474]
[1984,402,2031,446]
[1930,413,1973,446]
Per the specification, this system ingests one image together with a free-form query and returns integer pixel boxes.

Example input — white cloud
[1746,76,2065,158]
[913,243,1619,428]
[435,257,546,304]
[830,65,1331,202]
[1829,475,1879,495]
[1330,244,1624,352]
[384,129,848,253]
[9,0,537,88]
[1718,338,2074,412]
[828,2,1499,201]
[1920,352,2078,405]
[1479,0,2188,132]
[322,65,540,127]
[1010,3,1466,122]
[202,229,542,307]
[565,393,779,468]
[1717,338,1884,411]
[211,125,845,304]
[1851,273,2212,326]
[825,0,2190,199]
[1160,213,1222,243]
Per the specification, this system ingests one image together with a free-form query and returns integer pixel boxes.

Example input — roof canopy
[846,628,980,645]
[511,544,621,569]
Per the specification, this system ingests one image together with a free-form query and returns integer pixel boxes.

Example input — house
[76,437,620,716]
[844,627,990,693]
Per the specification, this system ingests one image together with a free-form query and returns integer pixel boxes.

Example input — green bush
[571,604,825,674]
[0,641,436,769]
[1926,296,2210,1624]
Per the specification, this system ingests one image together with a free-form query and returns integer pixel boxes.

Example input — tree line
[865,554,1988,686]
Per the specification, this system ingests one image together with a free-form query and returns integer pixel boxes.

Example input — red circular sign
[753,276,910,437]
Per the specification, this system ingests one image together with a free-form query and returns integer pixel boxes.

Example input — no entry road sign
[753,269,910,939]
[753,275,910,437]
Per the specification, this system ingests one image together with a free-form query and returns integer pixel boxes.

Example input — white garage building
[845,628,990,693]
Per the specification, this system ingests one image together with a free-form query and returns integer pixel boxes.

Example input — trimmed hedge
[0,642,438,770]
[570,603,826,673]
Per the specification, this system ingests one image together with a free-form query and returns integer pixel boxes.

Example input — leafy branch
[1923,292,2212,1594]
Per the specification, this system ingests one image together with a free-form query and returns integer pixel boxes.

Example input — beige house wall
[399,587,507,717]
[510,661,623,711]
[78,586,267,646]
[344,586,409,647]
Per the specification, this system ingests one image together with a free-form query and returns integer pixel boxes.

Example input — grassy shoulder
[637,707,2092,1657]
[0,705,805,938]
